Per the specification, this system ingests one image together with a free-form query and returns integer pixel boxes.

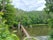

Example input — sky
[12,0,46,11]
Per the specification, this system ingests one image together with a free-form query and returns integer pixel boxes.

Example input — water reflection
[36,36,49,40]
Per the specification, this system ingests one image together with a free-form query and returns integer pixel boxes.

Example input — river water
[36,36,49,40]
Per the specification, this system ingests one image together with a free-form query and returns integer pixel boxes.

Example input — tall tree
[0,0,19,40]
[45,0,53,40]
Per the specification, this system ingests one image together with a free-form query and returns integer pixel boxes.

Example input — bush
[48,18,53,40]
[0,12,19,40]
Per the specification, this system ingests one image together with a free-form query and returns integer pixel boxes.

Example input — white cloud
[12,0,46,11]
[36,5,46,11]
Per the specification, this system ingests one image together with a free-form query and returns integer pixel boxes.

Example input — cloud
[12,0,46,11]
[36,5,46,11]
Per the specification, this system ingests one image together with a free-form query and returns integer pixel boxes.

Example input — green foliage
[16,10,48,26]
[0,23,19,40]
[0,0,19,40]
[0,12,19,40]
[48,18,53,28]
[45,0,53,40]
[4,4,17,26]
[45,0,53,13]
[0,0,18,27]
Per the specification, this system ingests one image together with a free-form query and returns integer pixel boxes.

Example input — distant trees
[16,10,48,26]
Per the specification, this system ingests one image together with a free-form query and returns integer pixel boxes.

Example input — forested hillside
[16,9,53,26]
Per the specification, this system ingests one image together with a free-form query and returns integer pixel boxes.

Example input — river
[36,36,49,40]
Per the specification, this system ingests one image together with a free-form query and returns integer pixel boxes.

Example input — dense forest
[0,0,53,40]
[16,9,53,26]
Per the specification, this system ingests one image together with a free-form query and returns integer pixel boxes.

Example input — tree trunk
[1,0,5,12]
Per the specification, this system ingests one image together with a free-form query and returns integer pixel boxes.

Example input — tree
[0,0,18,27]
[45,0,53,40]
[16,9,48,26]
[0,0,19,40]
[45,0,53,18]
